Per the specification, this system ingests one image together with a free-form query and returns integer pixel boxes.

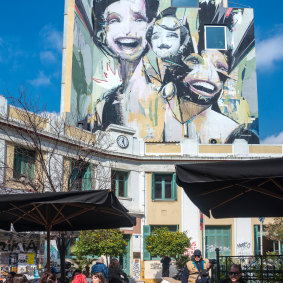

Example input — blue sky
[0,0,283,143]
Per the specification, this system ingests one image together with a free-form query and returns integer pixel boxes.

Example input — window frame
[172,0,199,8]
[13,146,36,181]
[151,173,177,201]
[69,160,93,191]
[205,25,227,50]
[111,170,128,198]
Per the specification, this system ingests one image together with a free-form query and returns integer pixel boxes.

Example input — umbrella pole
[47,227,51,272]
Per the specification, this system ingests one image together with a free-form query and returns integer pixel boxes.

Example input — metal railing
[211,248,283,283]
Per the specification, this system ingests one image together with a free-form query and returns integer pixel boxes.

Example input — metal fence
[211,248,283,282]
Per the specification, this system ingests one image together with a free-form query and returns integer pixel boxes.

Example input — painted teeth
[118,39,137,44]
[193,82,214,91]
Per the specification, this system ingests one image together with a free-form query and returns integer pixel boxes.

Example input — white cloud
[39,25,63,52]
[257,33,283,71]
[40,51,57,64]
[261,132,283,144]
[28,72,51,87]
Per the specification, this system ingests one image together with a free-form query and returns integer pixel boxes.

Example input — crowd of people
[162,249,246,283]
[3,257,128,283]
[4,251,246,283]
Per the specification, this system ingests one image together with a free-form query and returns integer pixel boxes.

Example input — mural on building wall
[68,0,259,144]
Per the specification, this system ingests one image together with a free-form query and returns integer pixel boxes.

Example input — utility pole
[259,217,265,255]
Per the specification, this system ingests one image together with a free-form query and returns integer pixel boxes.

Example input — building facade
[0,0,280,281]
[0,96,282,280]
[58,0,276,280]
[61,0,259,144]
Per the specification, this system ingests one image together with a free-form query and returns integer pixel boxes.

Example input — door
[119,234,130,276]
[205,226,231,259]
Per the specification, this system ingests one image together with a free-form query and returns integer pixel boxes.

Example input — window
[13,147,35,181]
[205,26,227,50]
[152,173,177,201]
[69,160,93,191]
[172,0,198,7]
[205,226,231,259]
[143,225,179,260]
[151,225,179,232]
[111,171,128,197]
[254,225,275,255]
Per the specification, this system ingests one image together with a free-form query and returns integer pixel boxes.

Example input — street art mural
[67,0,259,144]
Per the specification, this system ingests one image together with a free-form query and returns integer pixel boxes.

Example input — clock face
[117,135,129,149]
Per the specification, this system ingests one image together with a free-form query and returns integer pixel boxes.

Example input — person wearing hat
[181,249,210,283]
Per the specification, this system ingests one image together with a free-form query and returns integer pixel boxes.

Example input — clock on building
[116,135,129,149]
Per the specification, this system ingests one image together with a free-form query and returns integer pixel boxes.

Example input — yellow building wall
[62,0,75,114]
[249,145,282,154]
[146,143,181,154]
[5,142,46,191]
[199,145,233,154]
[146,173,182,229]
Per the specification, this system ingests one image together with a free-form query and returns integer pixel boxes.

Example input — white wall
[182,190,201,251]
[234,218,253,256]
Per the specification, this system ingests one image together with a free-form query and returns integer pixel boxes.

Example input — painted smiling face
[103,0,148,61]
[151,17,181,58]
[183,50,229,104]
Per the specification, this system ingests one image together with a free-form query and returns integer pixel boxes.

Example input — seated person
[220,264,246,283]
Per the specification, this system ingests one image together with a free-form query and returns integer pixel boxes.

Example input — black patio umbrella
[0,189,136,271]
[176,158,283,218]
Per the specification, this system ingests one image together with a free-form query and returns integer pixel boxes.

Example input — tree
[265,218,283,242]
[145,227,191,259]
[0,90,116,282]
[75,229,128,266]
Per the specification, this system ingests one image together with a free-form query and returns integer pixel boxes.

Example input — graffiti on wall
[184,241,197,256]
[67,0,259,144]
[132,259,141,280]
[236,241,251,256]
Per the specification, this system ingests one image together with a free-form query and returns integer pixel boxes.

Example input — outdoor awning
[0,189,136,231]
[0,189,136,271]
[176,158,283,218]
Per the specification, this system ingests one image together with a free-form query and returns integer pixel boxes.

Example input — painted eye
[108,18,120,25]
[152,34,160,40]
[135,18,145,22]
[106,14,121,25]
[167,32,179,39]
[185,54,202,65]
[133,13,147,23]
[188,58,200,64]
[216,63,228,72]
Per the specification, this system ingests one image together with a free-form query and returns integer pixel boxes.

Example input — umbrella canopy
[0,189,136,270]
[176,158,283,218]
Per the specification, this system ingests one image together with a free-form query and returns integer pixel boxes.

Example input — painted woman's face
[184,50,229,100]
[104,0,148,61]
[151,17,181,58]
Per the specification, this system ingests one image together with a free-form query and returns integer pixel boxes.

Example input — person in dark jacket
[91,257,108,280]
[108,258,129,283]
[161,256,171,277]
[181,249,210,283]
[220,264,246,283]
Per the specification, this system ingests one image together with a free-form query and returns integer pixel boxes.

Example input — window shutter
[124,172,128,197]
[70,161,78,190]
[13,151,21,179]
[151,173,155,200]
[82,163,92,191]
[172,173,177,200]
[143,225,151,260]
